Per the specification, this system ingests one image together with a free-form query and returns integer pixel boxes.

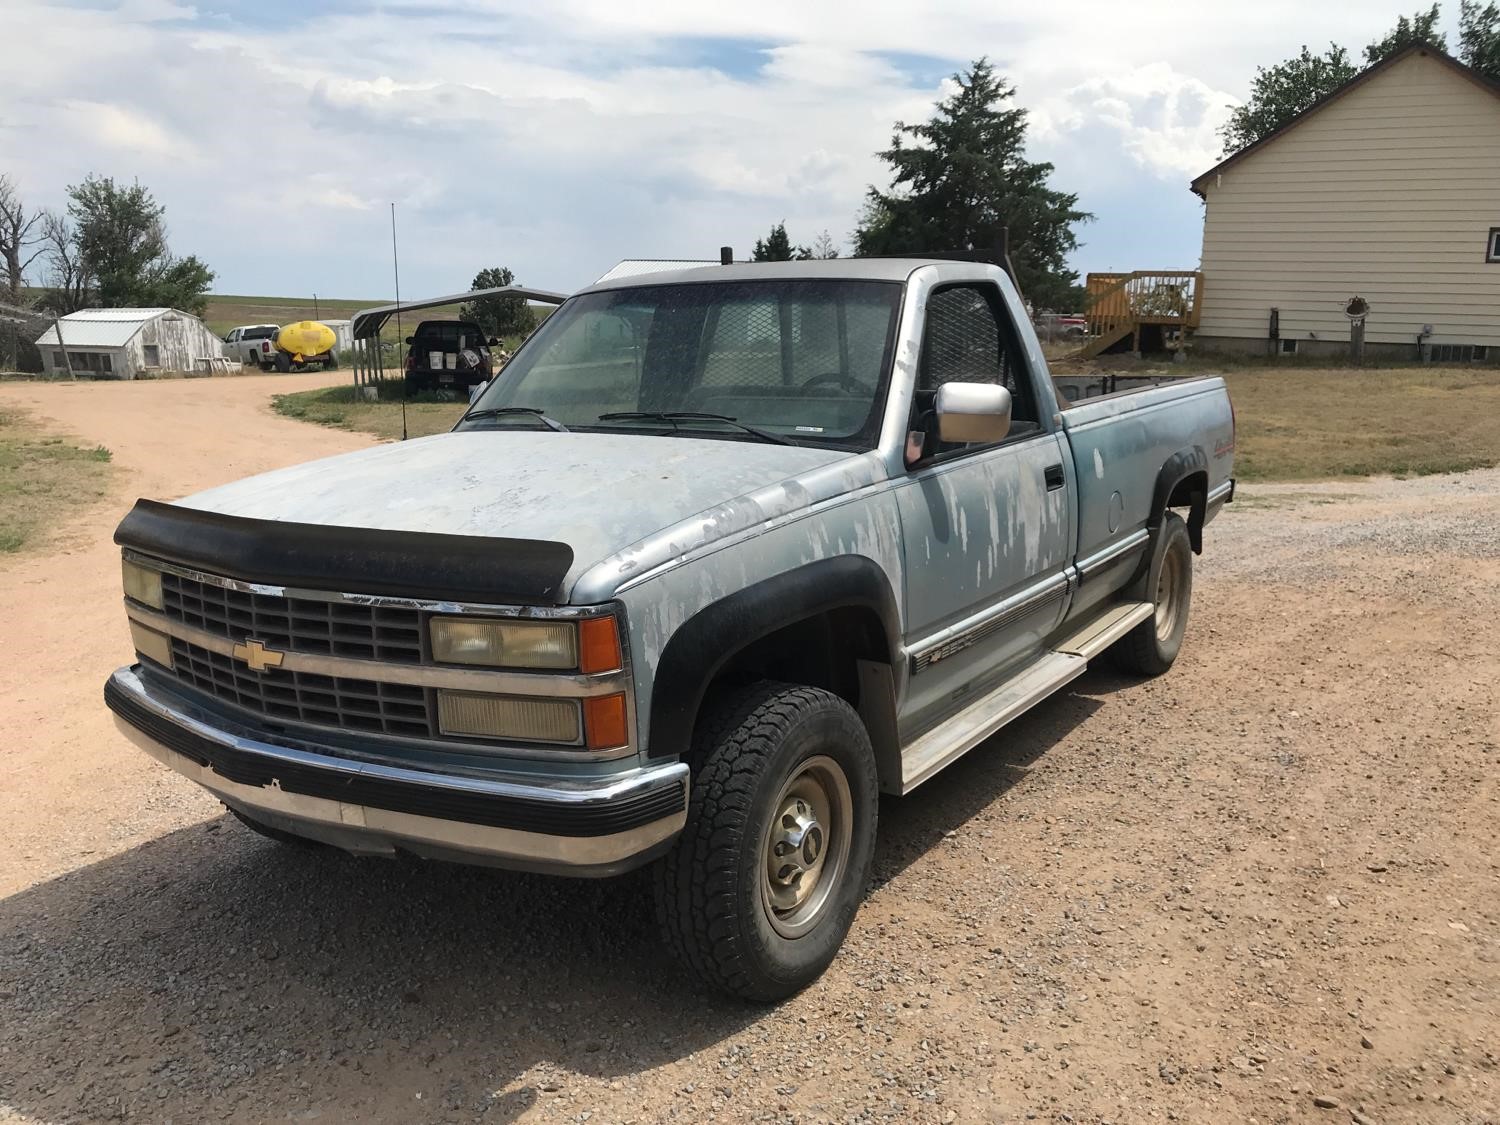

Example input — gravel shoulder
[0,379,1496,1124]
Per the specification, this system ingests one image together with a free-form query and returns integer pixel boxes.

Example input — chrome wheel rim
[760,755,853,939]
[1154,548,1183,643]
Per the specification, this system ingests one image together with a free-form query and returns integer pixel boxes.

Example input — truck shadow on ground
[0,672,1124,1123]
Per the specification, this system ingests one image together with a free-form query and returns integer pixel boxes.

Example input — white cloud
[1044,64,1237,180]
[0,0,1461,295]
[58,100,187,158]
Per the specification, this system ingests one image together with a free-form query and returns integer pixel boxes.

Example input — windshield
[461,279,902,448]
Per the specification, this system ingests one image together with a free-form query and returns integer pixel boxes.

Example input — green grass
[0,408,114,554]
[273,383,466,442]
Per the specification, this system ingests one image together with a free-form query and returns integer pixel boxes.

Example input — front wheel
[653,682,878,1002]
[1108,510,1193,675]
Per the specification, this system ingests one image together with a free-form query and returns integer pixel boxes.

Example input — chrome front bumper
[105,667,688,876]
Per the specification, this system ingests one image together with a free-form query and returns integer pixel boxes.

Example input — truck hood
[176,431,885,601]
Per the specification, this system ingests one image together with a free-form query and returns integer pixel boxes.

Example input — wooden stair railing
[1081,270,1203,358]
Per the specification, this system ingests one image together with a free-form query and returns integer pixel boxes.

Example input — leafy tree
[1221,6,1476,155]
[64,175,213,315]
[459,266,534,340]
[1460,0,1500,78]
[853,58,1089,312]
[1219,44,1359,154]
[751,222,811,261]
[809,230,840,259]
[1365,5,1446,62]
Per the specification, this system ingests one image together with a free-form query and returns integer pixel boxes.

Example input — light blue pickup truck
[107,259,1234,1000]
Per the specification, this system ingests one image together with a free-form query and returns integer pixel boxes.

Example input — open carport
[347,285,567,387]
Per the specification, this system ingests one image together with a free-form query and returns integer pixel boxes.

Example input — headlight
[436,691,581,743]
[430,617,577,669]
[122,559,163,609]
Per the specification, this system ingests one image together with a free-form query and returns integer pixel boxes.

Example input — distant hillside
[203,294,470,339]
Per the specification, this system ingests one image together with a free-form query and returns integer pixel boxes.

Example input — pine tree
[853,59,1089,311]
[751,222,811,262]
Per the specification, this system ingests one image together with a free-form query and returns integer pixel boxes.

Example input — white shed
[35,308,230,378]
[319,318,354,352]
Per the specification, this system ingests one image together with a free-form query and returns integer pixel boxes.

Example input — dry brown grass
[0,407,114,554]
[1220,366,1500,481]
[275,364,1500,484]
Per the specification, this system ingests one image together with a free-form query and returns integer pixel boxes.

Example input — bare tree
[0,175,46,301]
[37,211,92,315]
[0,175,49,368]
[810,230,841,260]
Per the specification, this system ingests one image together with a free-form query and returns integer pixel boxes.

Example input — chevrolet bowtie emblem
[232,638,285,673]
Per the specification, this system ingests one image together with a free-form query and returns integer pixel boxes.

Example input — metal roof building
[35,308,230,378]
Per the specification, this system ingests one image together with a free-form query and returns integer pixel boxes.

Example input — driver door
[894,282,1073,737]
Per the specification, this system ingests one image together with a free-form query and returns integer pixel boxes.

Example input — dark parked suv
[404,320,497,392]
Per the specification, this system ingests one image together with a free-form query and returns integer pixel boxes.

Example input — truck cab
[108,259,1233,1000]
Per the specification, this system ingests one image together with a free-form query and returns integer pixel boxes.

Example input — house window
[1279,338,1298,354]
[52,351,65,368]
[100,353,112,373]
[142,344,160,366]
[1487,227,1500,262]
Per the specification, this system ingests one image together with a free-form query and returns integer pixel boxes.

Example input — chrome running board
[897,600,1155,794]
[900,652,1085,793]
[1054,601,1154,660]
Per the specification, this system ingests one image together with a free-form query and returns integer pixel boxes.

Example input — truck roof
[578,258,954,294]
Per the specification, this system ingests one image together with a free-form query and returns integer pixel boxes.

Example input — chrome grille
[168,638,432,738]
[160,571,423,663]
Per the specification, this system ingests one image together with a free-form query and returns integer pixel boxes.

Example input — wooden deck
[1082,271,1203,358]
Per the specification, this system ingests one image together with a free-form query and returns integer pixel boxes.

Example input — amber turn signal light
[578,616,622,674]
[583,693,629,751]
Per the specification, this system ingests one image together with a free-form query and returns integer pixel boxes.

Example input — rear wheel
[274,350,290,373]
[1108,511,1192,675]
[653,682,878,1002]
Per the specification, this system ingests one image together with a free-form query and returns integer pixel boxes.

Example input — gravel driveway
[1,377,1495,1124]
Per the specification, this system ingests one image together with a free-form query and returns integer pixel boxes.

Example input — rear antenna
[391,202,407,441]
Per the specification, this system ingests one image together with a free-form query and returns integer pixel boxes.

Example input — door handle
[1044,463,1065,490]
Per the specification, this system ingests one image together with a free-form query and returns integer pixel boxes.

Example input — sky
[0,0,1468,302]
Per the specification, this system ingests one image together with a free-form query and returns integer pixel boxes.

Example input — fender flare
[1149,446,1209,555]
[647,556,902,762]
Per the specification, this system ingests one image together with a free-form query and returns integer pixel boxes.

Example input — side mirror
[935,382,1012,444]
[404,335,414,345]
[468,380,489,404]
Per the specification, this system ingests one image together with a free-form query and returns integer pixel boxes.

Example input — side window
[917,284,1037,426]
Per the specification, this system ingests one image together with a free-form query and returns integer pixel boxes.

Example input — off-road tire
[228,807,324,848]
[1108,511,1192,675]
[653,681,879,1002]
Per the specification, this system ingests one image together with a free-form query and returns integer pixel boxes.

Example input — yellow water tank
[276,320,337,361]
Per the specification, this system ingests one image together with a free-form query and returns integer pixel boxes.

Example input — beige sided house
[1191,44,1500,362]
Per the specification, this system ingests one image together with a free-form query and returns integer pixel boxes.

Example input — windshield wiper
[596,411,793,446]
[460,406,569,433]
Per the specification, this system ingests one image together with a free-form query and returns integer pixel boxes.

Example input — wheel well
[688,605,902,792]
[1164,469,1208,553]
[710,605,886,706]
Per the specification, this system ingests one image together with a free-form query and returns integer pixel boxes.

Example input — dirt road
[1,377,1496,1125]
